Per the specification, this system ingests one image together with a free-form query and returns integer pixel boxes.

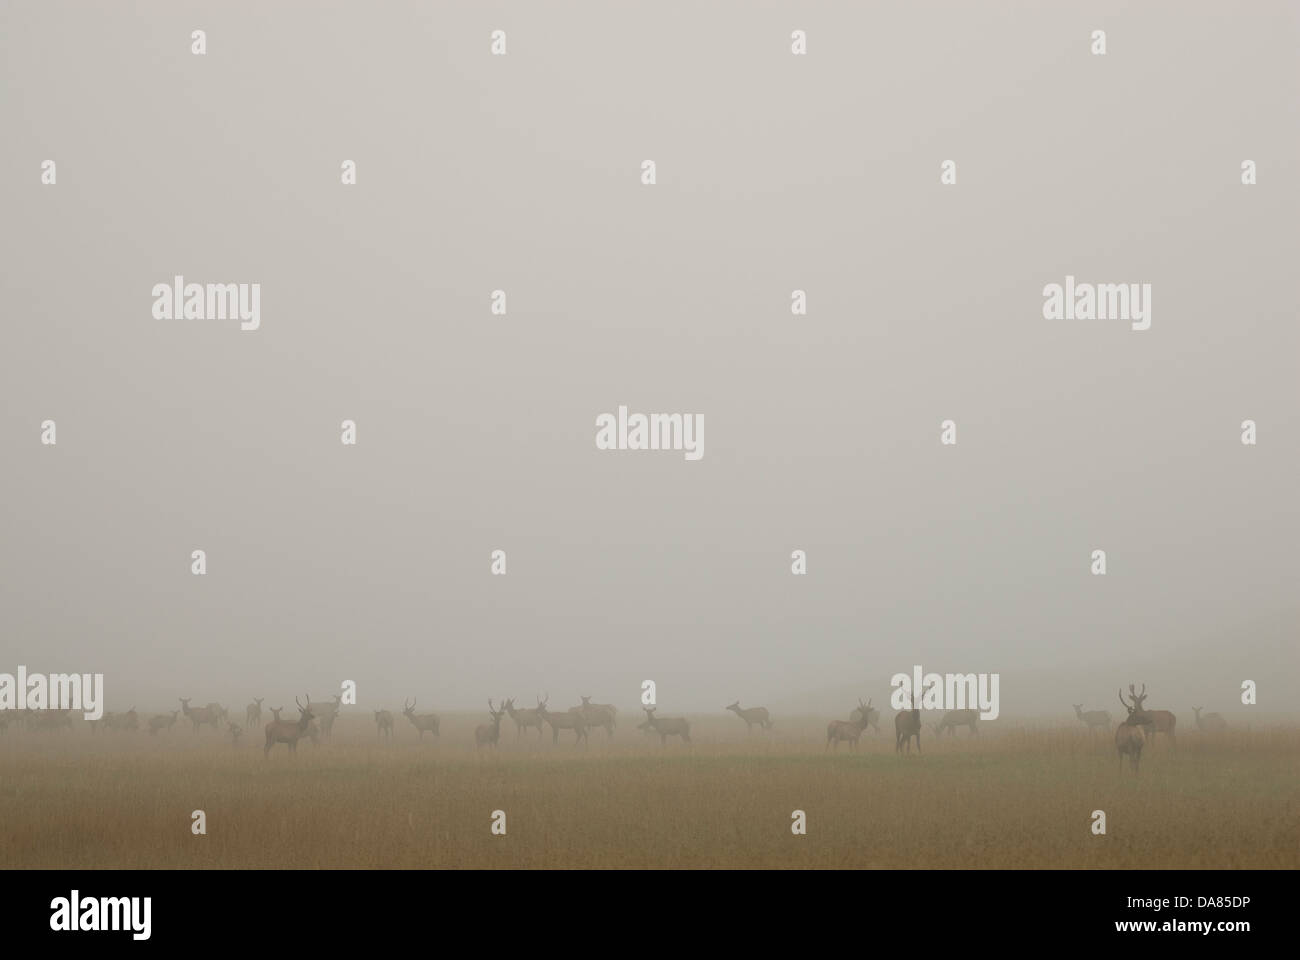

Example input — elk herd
[1,681,1230,775]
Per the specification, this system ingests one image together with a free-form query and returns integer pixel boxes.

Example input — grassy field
[1,713,1296,869]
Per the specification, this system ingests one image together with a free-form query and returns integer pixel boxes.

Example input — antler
[295,696,304,710]
[1138,683,1146,697]
[1118,688,1130,709]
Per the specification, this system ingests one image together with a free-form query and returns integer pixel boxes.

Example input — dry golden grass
[1,714,1296,868]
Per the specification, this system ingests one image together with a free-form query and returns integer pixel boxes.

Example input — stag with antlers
[475,700,507,749]
[826,699,873,750]
[536,695,588,745]
[503,697,545,740]
[263,697,315,757]
[1123,684,1176,749]
[1115,689,1148,773]
[402,699,440,740]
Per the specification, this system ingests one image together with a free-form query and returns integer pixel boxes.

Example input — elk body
[1073,704,1112,732]
[402,699,440,739]
[638,707,690,745]
[849,701,881,734]
[537,696,588,744]
[102,708,140,733]
[1193,707,1228,733]
[147,711,179,735]
[726,701,773,733]
[475,700,506,749]
[307,695,341,740]
[179,698,222,733]
[1115,690,1148,773]
[826,699,873,750]
[374,709,394,740]
[934,709,979,737]
[264,698,315,757]
[1124,684,1176,749]
[245,698,264,726]
[576,696,617,738]
[503,697,545,740]
[895,696,924,755]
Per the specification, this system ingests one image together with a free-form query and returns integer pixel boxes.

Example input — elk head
[403,698,417,717]
[295,696,315,722]
[1118,687,1149,726]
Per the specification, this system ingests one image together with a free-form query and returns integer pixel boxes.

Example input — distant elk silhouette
[895,683,933,754]
[1073,703,1112,732]
[1115,689,1148,773]
[849,700,880,734]
[307,695,342,740]
[374,709,394,740]
[475,700,507,749]
[503,697,545,740]
[934,709,979,737]
[264,697,314,757]
[1124,684,1176,749]
[147,710,179,735]
[179,698,222,733]
[826,699,873,750]
[576,696,617,738]
[726,701,773,733]
[402,699,441,739]
[537,695,588,745]
[1192,707,1227,733]
[245,698,264,727]
[103,708,140,733]
[638,707,691,744]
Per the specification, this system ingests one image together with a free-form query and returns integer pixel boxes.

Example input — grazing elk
[402,699,441,740]
[264,697,315,757]
[147,711,179,735]
[1192,707,1228,733]
[826,699,873,750]
[374,709,394,740]
[245,698,264,727]
[576,696,617,738]
[475,700,507,749]
[934,709,979,737]
[537,695,588,745]
[503,697,545,740]
[638,707,691,745]
[726,701,773,733]
[1072,703,1112,732]
[179,698,222,733]
[1124,684,1176,749]
[1115,690,1148,773]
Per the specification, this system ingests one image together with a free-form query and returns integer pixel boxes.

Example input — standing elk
[537,695,588,745]
[475,700,507,749]
[374,709,394,740]
[1124,684,1176,749]
[503,697,545,740]
[934,709,979,737]
[264,697,315,757]
[726,701,773,733]
[147,711,179,735]
[179,698,222,733]
[1115,690,1148,773]
[402,699,441,740]
[1073,703,1112,732]
[895,686,929,755]
[849,700,881,734]
[826,699,873,751]
[307,695,341,740]
[1192,707,1228,733]
[638,707,691,745]
[576,696,617,738]
[245,698,264,727]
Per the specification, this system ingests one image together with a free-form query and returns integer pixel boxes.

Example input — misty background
[1,2,1297,719]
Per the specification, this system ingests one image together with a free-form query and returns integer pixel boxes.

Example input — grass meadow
[1,713,1296,869]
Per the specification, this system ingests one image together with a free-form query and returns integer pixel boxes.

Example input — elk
[245,698,264,726]
[264,697,315,757]
[1115,690,1148,773]
[179,698,221,733]
[147,711,179,735]
[934,709,979,737]
[402,699,441,739]
[1192,707,1228,733]
[726,701,773,733]
[850,700,880,734]
[502,697,545,740]
[204,702,228,725]
[576,696,617,738]
[307,695,341,740]
[895,687,929,755]
[1124,684,1176,749]
[475,700,507,749]
[374,709,394,740]
[826,699,873,750]
[638,707,691,745]
[228,721,243,745]
[537,695,588,744]
[1072,703,1112,732]
[103,708,140,733]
